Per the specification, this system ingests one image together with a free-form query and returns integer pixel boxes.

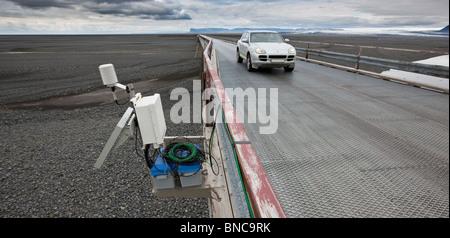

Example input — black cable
[115,99,130,105]
[134,120,145,160]
[206,105,224,176]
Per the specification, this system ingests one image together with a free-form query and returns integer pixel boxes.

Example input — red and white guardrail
[200,36,287,218]
[290,40,449,55]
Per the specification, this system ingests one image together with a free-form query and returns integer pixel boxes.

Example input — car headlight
[255,48,266,54]
[288,47,296,54]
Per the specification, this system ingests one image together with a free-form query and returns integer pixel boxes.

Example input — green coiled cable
[164,143,199,163]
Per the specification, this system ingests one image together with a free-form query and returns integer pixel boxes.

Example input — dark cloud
[88,1,191,20]
[5,0,191,20]
[93,0,146,3]
[5,0,73,9]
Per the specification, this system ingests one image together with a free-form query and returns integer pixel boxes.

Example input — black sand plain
[0,33,448,218]
[289,34,449,72]
[0,34,201,106]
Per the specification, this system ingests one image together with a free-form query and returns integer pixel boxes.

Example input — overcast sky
[0,0,448,34]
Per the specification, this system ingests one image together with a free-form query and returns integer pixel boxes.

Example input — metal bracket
[94,107,135,169]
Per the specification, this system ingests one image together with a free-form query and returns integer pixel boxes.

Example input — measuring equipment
[94,63,208,191]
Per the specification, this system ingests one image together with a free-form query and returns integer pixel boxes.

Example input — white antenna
[98,63,136,103]
[99,64,119,86]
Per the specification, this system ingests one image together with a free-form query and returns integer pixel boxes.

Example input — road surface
[212,39,449,218]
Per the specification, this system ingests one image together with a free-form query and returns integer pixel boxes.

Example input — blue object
[150,145,202,176]
[150,154,175,176]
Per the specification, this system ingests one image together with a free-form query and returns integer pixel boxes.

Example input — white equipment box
[134,94,166,146]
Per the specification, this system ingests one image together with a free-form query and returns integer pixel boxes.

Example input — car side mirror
[242,38,248,43]
[285,39,290,42]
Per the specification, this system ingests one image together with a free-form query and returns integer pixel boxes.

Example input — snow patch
[414,55,449,66]
[381,55,449,92]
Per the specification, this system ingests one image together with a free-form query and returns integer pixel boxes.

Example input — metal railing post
[355,47,363,69]
[306,43,310,59]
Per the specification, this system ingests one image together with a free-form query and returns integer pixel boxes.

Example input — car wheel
[284,67,294,72]
[237,49,243,63]
[246,54,254,72]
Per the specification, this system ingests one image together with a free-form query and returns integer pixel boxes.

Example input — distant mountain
[190,26,449,37]
[438,25,449,33]
[189,28,231,33]
[415,25,449,36]
[190,28,298,34]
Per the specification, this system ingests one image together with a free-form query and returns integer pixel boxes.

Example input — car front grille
[269,55,287,59]
[258,55,295,62]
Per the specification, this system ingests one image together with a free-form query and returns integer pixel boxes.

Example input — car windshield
[250,33,284,43]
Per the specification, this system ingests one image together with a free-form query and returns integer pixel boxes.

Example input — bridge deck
[213,39,449,217]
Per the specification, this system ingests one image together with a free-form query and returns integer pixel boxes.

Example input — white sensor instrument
[94,64,166,168]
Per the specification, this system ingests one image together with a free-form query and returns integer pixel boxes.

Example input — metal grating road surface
[212,39,449,218]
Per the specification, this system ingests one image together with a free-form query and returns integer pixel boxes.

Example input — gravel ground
[0,77,209,218]
[0,35,209,218]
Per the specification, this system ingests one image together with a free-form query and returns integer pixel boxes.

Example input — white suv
[237,31,296,72]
